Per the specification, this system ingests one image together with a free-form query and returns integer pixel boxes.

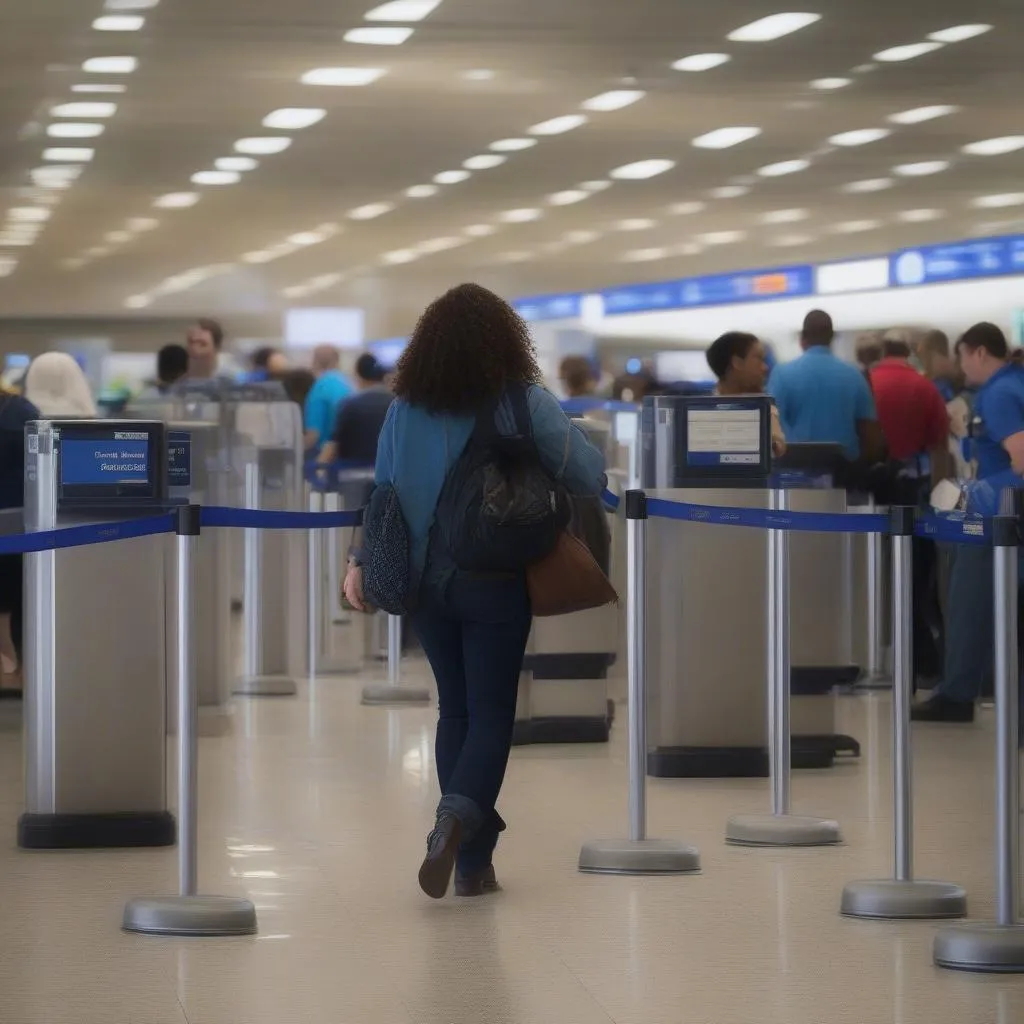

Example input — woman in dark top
[0,389,40,696]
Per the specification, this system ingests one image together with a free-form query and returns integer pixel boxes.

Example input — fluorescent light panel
[828,128,890,146]
[810,77,851,90]
[972,193,1024,209]
[348,202,395,220]
[42,147,94,161]
[962,136,1024,156]
[728,13,821,42]
[216,156,258,171]
[234,137,292,154]
[581,90,645,111]
[191,170,240,185]
[547,190,590,206]
[46,122,104,138]
[898,208,944,222]
[50,102,117,117]
[928,24,991,43]
[609,159,675,180]
[364,1,440,21]
[489,138,536,152]
[301,67,386,86]
[670,200,706,215]
[92,15,144,30]
[405,184,438,197]
[711,185,750,198]
[153,192,200,208]
[262,108,326,130]
[843,178,893,193]
[873,42,943,62]
[433,169,470,184]
[893,160,950,176]
[500,208,542,223]
[344,26,413,44]
[71,83,126,93]
[758,158,810,176]
[672,53,730,72]
[888,105,958,124]
[529,115,587,135]
[82,56,138,73]
[462,154,506,170]
[692,126,761,149]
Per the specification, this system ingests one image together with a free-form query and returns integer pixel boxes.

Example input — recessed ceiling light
[462,154,506,170]
[463,224,497,237]
[563,230,601,245]
[364,1,440,21]
[382,249,419,264]
[0,258,19,276]
[105,229,132,243]
[127,217,159,230]
[609,159,675,180]
[897,208,944,223]
[758,158,811,177]
[489,137,536,152]
[71,83,127,93]
[622,248,669,262]
[580,180,612,192]
[500,208,543,223]
[843,178,894,193]
[547,189,591,206]
[834,220,881,233]
[711,185,750,199]
[692,126,761,149]
[463,69,495,81]
[234,137,292,154]
[348,202,395,220]
[433,169,471,184]
[42,147,94,161]
[928,24,991,43]
[672,53,731,72]
[972,193,1024,209]
[0,237,36,248]
[123,293,151,308]
[82,56,138,74]
[84,246,111,257]
[761,208,808,224]
[153,192,200,209]
[699,230,746,245]
[215,156,258,171]
[728,13,821,42]
[828,128,891,146]
[262,108,326,130]
[288,229,333,246]
[30,165,82,186]
[771,233,815,247]
[672,243,705,257]
[191,170,241,185]
[669,200,706,215]
[301,67,386,86]
[529,114,587,136]
[92,15,144,30]
[810,77,851,90]
[582,90,646,112]
[873,42,943,62]
[405,184,438,197]
[344,26,414,45]
[614,218,656,231]
[893,160,950,176]
[496,251,532,263]
[962,136,1024,157]
[50,102,117,118]
[8,207,51,223]
[242,250,277,264]
[888,105,958,125]
[46,122,105,138]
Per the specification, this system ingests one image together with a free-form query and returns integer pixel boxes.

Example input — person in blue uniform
[913,322,1024,722]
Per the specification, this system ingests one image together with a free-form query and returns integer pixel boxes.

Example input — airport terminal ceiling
[1,1,1023,334]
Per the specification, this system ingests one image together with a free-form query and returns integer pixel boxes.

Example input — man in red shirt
[870,331,952,683]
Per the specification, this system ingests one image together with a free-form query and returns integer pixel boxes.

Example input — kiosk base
[18,810,176,850]
[124,895,258,937]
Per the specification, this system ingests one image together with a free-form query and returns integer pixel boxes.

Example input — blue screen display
[61,436,149,486]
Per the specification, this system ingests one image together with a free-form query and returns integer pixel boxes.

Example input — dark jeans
[912,536,943,680]
[410,571,531,877]
[0,553,23,665]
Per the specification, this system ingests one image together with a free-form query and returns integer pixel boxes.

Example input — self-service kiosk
[20,420,175,848]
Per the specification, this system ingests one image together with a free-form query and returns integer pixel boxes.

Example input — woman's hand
[343,563,367,613]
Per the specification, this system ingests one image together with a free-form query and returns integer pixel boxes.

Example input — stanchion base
[934,923,1024,973]
[725,813,841,847]
[578,838,701,875]
[123,895,258,937]
[233,675,297,697]
[841,879,967,920]
[361,684,431,706]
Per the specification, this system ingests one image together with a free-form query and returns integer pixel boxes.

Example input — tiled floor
[1,669,1023,1023]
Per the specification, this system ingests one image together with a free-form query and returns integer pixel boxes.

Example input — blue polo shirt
[768,346,876,459]
[971,363,1024,482]
[304,370,353,451]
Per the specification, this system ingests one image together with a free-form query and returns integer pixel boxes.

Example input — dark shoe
[911,695,975,723]
[418,814,462,900]
[455,864,500,898]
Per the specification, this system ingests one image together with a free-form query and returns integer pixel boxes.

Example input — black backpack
[434,385,570,572]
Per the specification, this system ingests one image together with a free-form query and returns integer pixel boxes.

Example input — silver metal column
[935,508,1024,971]
[579,490,700,875]
[307,488,324,681]
[863,499,891,686]
[361,613,430,705]
[726,488,842,847]
[841,508,966,918]
[234,462,297,697]
[124,507,257,937]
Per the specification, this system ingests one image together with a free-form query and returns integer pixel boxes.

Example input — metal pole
[307,489,323,681]
[176,505,201,898]
[242,461,261,679]
[993,527,1019,927]
[867,498,885,679]
[626,489,648,843]
[387,615,402,686]
[768,487,791,817]
[890,508,914,882]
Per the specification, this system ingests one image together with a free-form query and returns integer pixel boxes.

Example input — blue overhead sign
[600,265,814,316]
[890,235,1024,287]
[513,292,583,322]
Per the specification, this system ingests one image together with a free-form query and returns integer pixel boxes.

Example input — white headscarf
[24,352,98,418]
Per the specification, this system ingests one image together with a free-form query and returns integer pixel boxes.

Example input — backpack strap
[473,382,533,442]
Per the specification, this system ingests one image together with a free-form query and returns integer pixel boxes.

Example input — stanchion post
[934,506,1024,970]
[862,497,891,688]
[307,488,323,682]
[124,505,257,937]
[841,508,966,919]
[387,615,402,687]
[725,487,842,847]
[578,489,700,875]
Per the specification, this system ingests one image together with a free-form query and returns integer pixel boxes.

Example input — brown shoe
[418,814,462,899]
[455,864,500,897]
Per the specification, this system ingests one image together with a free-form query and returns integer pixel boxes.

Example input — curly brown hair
[391,283,542,414]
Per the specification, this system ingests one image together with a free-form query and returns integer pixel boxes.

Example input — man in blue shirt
[303,345,353,454]
[768,310,885,463]
[913,322,1024,723]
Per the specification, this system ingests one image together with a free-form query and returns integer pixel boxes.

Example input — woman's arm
[527,385,606,496]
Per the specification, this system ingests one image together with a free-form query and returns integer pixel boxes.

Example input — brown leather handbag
[526,529,618,617]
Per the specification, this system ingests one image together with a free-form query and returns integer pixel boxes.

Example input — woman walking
[344,283,605,898]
